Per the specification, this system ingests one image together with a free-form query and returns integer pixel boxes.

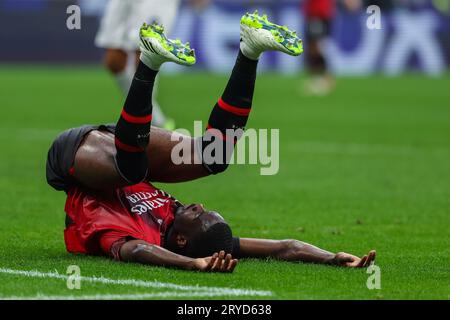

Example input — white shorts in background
[95,0,180,51]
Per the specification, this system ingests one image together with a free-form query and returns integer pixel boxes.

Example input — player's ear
[175,234,187,248]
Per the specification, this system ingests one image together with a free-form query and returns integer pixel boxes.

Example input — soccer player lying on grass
[46,12,376,273]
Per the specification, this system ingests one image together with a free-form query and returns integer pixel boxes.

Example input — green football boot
[139,22,196,67]
[240,10,303,57]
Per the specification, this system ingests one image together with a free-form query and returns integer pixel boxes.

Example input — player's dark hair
[185,222,233,258]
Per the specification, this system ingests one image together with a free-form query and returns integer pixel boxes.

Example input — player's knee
[200,143,231,175]
[202,162,230,175]
[199,136,233,175]
[104,50,128,74]
[114,152,148,185]
[116,162,148,185]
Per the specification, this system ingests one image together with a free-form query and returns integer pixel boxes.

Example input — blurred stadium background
[1,0,449,74]
[0,0,449,299]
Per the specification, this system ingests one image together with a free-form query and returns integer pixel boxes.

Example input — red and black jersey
[64,182,181,260]
[303,0,336,19]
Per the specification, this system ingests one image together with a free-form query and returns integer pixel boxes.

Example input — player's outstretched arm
[237,238,376,268]
[120,240,237,272]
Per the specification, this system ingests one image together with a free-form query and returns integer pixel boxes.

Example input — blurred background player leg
[95,0,180,130]
[95,0,133,98]
[302,0,364,96]
[302,0,336,96]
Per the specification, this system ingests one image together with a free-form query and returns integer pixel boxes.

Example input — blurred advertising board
[0,0,448,75]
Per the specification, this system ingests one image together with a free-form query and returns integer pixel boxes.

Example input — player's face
[174,204,226,232]
[166,204,229,255]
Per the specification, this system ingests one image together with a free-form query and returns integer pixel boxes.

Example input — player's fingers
[206,253,218,271]
[227,259,238,273]
[215,251,227,271]
[221,254,232,272]
[362,257,369,268]
[211,252,223,271]
[356,255,368,268]
[369,250,376,261]
[220,253,229,271]
[365,251,376,266]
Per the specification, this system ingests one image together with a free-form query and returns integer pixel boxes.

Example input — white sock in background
[150,77,167,127]
[114,64,167,126]
[114,68,133,96]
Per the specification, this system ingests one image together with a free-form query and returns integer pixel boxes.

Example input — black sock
[114,61,157,184]
[202,50,258,174]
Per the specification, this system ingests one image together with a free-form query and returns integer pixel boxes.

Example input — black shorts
[46,124,115,192]
[306,18,331,41]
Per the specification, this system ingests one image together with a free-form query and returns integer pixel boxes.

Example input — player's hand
[333,250,376,268]
[192,251,238,273]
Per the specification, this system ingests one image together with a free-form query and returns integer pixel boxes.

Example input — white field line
[1,291,247,300]
[0,268,272,297]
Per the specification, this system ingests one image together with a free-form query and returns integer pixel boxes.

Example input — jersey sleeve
[232,237,241,258]
[98,230,133,261]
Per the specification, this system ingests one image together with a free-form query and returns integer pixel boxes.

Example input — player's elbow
[120,240,155,262]
[276,239,303,260]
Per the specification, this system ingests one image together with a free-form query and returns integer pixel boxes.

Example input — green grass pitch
[0,66,449,299]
